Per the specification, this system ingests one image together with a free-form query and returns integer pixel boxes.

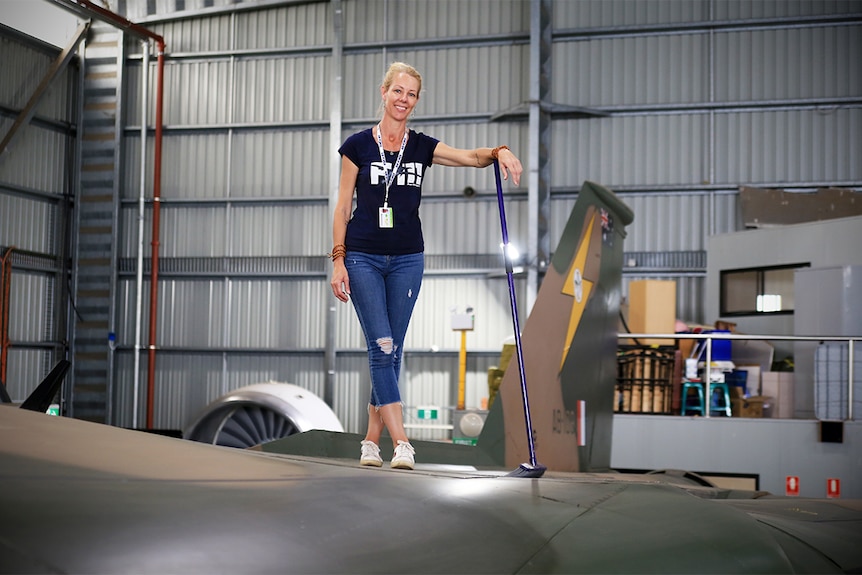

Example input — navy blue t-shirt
[339,128,439,255]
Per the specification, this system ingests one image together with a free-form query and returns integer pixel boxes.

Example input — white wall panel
[117,276,330,351]
[227,279,327,348]
[715,26,862,102]
[554,107,860,195]
[116,278,221,347]
[342,46,528,120]
[233,56,330,124]
[119,205,227,257]
[554,34,708,107]
[163,60,233,125]
[552,115,709,188]
[157,280,226,347]
[5,272,50,341]
[407,46,528,116]
[0,195,55,253]
[715,108,862,184]
[0,37,49,104]
[123,131,331,201]
[229,204,329,255]
[713,0,862,20]
[552,0,709,28]
[552,0,860,29]
[122,133,229,199]
[0,127,69,193]
[339,53,389,121]
[676,275,706,325]
[344,0,527,44]
[151,14,233,53]
[235,3,332,49]
[230,130,329,197]
[0,35,76,123]
[119,203,330,258]
[620,193,738,252]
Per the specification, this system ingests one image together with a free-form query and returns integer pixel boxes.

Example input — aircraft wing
[2,408,860,574]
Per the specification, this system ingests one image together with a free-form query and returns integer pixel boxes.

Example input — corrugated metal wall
[110,0,861,433]
[6,1,859,434]
[107,0,538,431]
[0,27,77,402]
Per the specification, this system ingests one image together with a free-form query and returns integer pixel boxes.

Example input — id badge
[378,206,394,229]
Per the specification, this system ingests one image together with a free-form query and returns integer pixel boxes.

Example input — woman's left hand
[497,148,523,186]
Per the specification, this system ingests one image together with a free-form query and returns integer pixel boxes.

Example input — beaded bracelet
[491,145,510,160]
[328,244,346,261]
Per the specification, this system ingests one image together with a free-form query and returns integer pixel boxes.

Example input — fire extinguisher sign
[785,476,800,497]
[827,478,841,499]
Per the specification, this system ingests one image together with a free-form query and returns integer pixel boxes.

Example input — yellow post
[457,330,467,410]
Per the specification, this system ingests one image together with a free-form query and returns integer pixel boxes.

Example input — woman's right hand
[331,261,351,302]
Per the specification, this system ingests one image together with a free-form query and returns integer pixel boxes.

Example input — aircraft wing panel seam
[747,518,846,573]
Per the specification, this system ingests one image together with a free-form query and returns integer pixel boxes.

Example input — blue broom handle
[493,160,539,467]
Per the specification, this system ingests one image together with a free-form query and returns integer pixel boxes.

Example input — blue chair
[681,380,732,416]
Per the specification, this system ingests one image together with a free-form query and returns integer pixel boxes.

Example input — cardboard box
[731,395,768,418]
[626,280,677,345]
[761,372,794,419]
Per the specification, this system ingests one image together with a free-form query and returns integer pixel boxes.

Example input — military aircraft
[2,181,861,574]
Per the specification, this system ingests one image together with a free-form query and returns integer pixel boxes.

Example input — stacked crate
[615,346,677,414]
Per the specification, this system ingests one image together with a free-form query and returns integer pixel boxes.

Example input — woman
[330,62,522,470]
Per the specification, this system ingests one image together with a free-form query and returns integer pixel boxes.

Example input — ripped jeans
[345,251,424,407]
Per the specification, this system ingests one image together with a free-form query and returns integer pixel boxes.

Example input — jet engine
[184,382,343,448]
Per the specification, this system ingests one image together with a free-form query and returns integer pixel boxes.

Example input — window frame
[719,263,810,317]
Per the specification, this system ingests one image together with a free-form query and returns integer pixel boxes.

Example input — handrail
[618,333,860,420]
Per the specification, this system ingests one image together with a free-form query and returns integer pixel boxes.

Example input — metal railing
[618,332,860,419]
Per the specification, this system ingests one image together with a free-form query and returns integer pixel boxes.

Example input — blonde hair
[378,62,422,118]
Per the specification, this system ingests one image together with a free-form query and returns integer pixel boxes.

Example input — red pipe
[0,247,14,389]
[146,43,165,429]
[72,1,166,428]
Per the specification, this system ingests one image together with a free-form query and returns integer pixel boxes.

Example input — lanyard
[376,124,408,208]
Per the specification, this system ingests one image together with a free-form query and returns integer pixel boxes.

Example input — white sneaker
[391,440,415,470]
[359,440,383,467]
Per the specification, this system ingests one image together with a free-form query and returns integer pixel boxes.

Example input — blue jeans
[345,251,424,407]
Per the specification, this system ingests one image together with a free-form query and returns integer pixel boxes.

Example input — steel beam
[0,21,89,158]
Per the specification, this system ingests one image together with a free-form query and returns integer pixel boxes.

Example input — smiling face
[380,71,421,122]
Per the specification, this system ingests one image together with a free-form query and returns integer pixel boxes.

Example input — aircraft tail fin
[20,360,71,413]
[477,181,633,472]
